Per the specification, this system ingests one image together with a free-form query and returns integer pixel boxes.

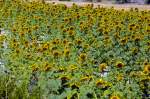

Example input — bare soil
[45,1,150,10]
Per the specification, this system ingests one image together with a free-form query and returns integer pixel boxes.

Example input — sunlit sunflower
[96,79,109,88]
[63,48,70,57]
[32,64,39,72]
[99,63,107,72]
[144,64,150,74]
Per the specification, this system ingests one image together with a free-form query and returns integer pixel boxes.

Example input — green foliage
[0,0,150,99]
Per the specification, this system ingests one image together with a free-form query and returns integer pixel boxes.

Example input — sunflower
[144,64,150,74]
[110,95,120,99]
[80,75,93,82]
[116,61,124,68]
[43,63,52,72]
[96,79,107,88]
[68,64,78,71]
[61,39,67,45]
[32,64,39,72]
[68,30,75,37]
[42,43,49,51]
[117,74,123,81]
[99,63,107,72]
[120,37,128,45]
[70,83,80,90]
[60,75,70,85]
[79,53,87,62]
[52,50,61,58]
[63,48,70,57]
[76,39,82,45]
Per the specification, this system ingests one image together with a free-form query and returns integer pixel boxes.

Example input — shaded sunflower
[70,83,80,90]
[59,75,70,85]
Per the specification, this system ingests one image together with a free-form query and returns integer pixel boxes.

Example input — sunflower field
[0,0,150,99]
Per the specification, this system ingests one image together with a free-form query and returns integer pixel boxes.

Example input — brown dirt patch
[45,1,150,10]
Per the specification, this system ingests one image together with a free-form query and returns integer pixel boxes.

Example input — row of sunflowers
[0,0,150,99]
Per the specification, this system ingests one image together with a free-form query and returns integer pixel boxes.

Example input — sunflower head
[110,95,120,99]
[32,64,39,72]
[144,64,150,74]
[53,50,61,58]
[43,63,52,72]
[120,37,128,45]
[99,63,107,72]
[79,53,87,62]
[96,79,105,87]
[63,48,70,57]
[116,61,124,68]
[76,39,82,45]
